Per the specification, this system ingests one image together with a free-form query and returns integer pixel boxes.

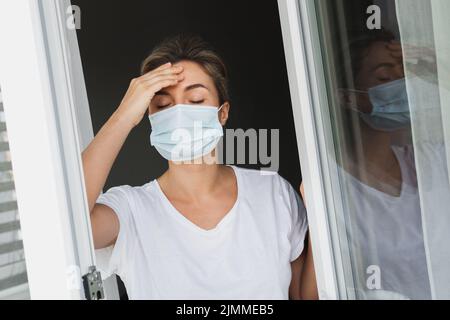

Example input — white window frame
[0,0,119,299]
[278,0,357,300]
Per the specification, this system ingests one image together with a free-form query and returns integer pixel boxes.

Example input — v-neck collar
[341,146,414,200]
[153,165,241,236]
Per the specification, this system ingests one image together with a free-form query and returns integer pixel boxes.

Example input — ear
[337,88,358,111]
[219,102,231,126]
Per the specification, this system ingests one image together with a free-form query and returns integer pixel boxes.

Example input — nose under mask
[149,104,224,162]
[352,78,412,132]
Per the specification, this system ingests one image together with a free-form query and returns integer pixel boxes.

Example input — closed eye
[157,104,171,109]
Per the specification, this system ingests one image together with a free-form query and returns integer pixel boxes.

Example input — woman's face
[352,41,405,113]
[148,60,223,116]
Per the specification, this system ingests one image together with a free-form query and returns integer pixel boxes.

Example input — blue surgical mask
[351,78,411,132]
[149,104,224,161]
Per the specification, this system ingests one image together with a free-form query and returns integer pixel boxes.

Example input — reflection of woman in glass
[336,30,431,299]
[82,34,317,300]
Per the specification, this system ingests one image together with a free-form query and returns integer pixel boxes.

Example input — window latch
[82,266,105,300]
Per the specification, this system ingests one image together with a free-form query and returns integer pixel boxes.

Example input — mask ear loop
[346,88,368,94]
[217,104,226,127]
[338,88,371,115]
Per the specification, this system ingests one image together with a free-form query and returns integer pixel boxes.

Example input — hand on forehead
[149,61,220,115]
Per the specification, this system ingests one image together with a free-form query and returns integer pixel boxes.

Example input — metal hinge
[82,266,105,300]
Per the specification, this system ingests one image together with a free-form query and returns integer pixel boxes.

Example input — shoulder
[101,181,158,197]
[233,166,294,190]
[234,167,308,244]
[232,166,300,206]
[96,181,159,213]
[99,183,146,201]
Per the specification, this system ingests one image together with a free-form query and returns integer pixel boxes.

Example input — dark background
[73,0,302,299]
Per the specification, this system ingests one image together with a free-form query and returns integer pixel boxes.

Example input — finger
[404,48,435,57]
[140,62,172,78]
[390,51,403,59]
[158,65,184,77]
[386,43,402,51]
[399,44,436,57]
[387,46,402,53]
[397,48,436,63]
[143,73,185,87]
[153,62,172,72]
[387,40,401,46]
[142,65,184,81]
[140,75,184,97]
[148,78,182,96]
[141,67,183,81]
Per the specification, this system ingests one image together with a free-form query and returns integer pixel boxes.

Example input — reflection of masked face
[359,78,411,132]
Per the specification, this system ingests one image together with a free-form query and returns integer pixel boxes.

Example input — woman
[83,34,317,300]
[336,30,433,299]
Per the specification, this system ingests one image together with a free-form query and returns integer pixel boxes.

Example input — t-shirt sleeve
[278,176,309,262]
[94,185,135,280]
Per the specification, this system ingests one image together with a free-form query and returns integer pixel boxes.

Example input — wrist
[110,108,137,131]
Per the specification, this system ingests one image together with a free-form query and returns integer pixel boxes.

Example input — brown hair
[336,29,397,89]
[141,34,229,104]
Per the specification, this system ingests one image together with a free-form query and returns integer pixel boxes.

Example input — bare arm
[82,111,133,249]
[289,183,319,300]
[289,250,305,300]
[299,183,319,300]
[83,62,184,249]
[289,234,318,300]
[299,234,318,300]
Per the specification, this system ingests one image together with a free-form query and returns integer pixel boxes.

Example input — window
[280,0,450,300]
[0,90,29,300]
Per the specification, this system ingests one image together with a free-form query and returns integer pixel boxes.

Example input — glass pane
[0,90,29,300]
[311,0,450,299]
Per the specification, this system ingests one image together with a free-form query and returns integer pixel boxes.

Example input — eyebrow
[155,83,210,96]
[186,83,211,92]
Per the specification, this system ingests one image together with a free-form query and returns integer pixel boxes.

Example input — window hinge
[82,266,105,300]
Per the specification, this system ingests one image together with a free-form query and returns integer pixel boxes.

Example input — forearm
[82,110,134,213]
[299,237,319,300]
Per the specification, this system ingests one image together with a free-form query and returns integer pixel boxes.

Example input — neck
[345,120,396,172]
[360,123,393,165]
[346,121,404,196]
[164,161,223,199]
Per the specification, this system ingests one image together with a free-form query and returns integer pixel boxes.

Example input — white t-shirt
[341,145,431,300]
[95,166,308,300]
